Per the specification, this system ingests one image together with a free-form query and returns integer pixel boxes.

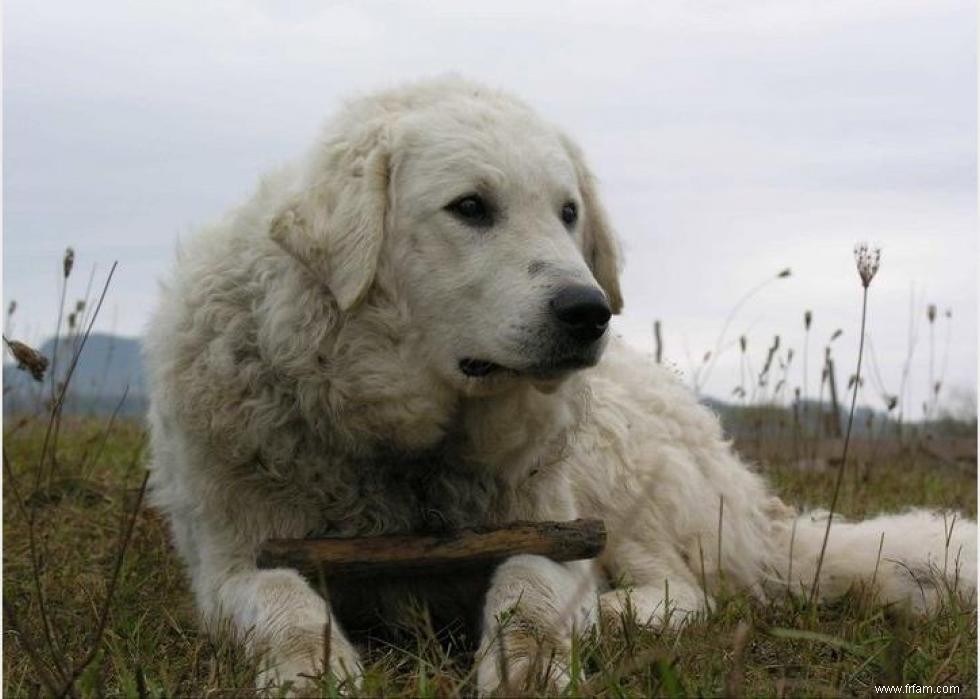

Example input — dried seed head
[886,395,898,411]
[739,336,747,353]
[830,329,843,342]
[3,337,49,382]
[853,242,881,288]
[67,312,77,331]
[63,247,75,279]
[945,308,952,319]
[761,337,780,376]
[927,304,937,323]
[804,310,812,330]
[777,268,792,279]
[702,351,711,363]
[75,300,86,313]
[7,301,16,318]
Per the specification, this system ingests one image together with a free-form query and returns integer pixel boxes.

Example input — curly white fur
[144,77,976,694]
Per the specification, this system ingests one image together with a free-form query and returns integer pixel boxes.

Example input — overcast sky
[3,0,976,415]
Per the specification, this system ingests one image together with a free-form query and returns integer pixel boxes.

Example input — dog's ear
[560,134,624,314]
[270,122,390,311]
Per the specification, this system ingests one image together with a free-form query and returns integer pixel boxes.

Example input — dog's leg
[200,564,361,692]
[475,555,598,696]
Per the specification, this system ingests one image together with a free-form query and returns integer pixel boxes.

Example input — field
[3,412,976,698]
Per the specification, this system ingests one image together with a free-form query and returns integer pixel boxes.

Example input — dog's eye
[561,202,578,227]
[446,194,493,227]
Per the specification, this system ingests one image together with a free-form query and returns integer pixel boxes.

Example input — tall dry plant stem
[695,267,791,394]
[48,247,75,407]
[927,303,936,420]
[36,262,118,489]
[653,320,663,364]
[896,284,921,438]
[18,261,117,681]
[809,244,879,606]
[936,308,952,417]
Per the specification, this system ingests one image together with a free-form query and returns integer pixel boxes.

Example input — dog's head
[271,80,623,395]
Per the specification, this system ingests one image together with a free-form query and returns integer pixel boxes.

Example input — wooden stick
[257,518,606,579]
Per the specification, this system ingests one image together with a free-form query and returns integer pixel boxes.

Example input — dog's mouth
[458,356,594,380]
[458,358,505,378]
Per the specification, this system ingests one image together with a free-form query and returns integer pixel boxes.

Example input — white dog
[144,77,976,693]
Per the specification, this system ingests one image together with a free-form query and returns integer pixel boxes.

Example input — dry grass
[3,418,975,697]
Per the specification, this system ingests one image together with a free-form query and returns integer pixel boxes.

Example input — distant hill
[702,396,877,438]
[3,334,949,438]
[3,333,147,417]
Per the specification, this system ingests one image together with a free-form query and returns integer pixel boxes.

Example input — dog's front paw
[255,632,362,695]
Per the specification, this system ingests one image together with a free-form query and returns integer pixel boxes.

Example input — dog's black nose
[550,285,611,342]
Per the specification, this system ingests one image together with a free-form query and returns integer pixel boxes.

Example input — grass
[3,417,975,697]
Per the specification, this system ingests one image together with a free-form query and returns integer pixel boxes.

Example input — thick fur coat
[145,78,976,693]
